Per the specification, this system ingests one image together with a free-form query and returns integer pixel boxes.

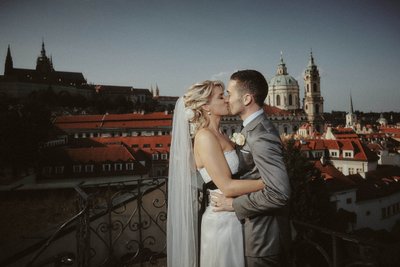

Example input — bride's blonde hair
[183,80,224,137]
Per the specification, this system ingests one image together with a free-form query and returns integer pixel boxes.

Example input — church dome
[377,114,387,126]
[270,74,299,88]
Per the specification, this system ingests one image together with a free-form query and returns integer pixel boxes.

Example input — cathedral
[0,42,89,97]
[266,52,324,135]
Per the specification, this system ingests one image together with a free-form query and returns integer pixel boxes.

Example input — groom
[212,70,291,267]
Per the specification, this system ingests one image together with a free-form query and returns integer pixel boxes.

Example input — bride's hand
[210,191,234,212]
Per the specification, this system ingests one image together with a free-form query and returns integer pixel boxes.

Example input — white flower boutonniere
[230,132,246,146]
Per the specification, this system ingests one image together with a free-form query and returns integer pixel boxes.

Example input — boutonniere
[230,132,246,146]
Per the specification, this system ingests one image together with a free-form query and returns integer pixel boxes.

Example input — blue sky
[1,0,399,112]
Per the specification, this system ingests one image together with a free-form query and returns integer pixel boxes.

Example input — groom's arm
[232,131,290,220]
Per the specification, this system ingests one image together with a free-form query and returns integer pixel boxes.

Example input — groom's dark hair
[230,69,268,107]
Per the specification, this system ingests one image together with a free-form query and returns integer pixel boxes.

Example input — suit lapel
[241,112,265,136]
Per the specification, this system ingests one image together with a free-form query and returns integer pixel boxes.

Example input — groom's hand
[210,191,234,212]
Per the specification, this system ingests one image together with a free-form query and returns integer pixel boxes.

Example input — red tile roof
[54,112,173,130]
[263,105,305,116]
[92,135,171,152]
[54,112,172,124]
[330,127,359,139]
[297,138,379,161]
[348,166,400,201]
[66,145,135,163]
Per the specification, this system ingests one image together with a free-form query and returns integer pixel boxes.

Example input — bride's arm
[195,129,264,197]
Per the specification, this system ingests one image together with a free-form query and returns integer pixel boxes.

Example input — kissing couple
[167,70,291,267]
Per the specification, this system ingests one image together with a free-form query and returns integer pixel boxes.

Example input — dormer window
[73,165,82,173]
[102,164,111,171]
[115,163,123,171]
[152,154,159,160]
[330,151,338,157]
[126,163,134,170]
[343,150,353,158]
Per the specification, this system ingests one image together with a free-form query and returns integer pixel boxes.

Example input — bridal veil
[167,97,200,267]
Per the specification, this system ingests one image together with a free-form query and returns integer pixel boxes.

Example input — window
[132,144,139,148]
[315,152,323,158]
[330,151,338,157]
[346,198,352,204]
[115,163,123,171]
[103,164,111,171]
[344,152,352,158]
[143,144,151,148]
[126,163,134,170]
[43,166,52,175]
[307,84,309,92]
[276,95,281,106]
[85,165,94,173]
[289,94,292,105]
[356,168,362,173]
[382,207,387,219]
[156,143,163,148]
[161,154,168,160]
[313,83,317,92]
[73,165,82,173]
[55,166,64,174]
[152,154,159,160]
[349,168,355,174]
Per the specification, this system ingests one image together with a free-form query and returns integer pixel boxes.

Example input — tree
[283,139,334,226]
[0,95,51,177]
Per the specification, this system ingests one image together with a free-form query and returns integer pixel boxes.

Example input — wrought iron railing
[2,176,398,267]
[291,219,400,267]
[2,177,168,267]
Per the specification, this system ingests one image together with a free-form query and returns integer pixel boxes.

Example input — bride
[167,80,264,267]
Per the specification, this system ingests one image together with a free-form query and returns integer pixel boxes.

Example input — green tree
[283,139,334,226]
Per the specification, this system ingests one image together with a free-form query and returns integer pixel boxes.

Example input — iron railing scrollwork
[24,177,168,267]
[4,177,398,267]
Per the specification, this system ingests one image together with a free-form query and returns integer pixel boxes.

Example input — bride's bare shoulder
[194,128,217,144]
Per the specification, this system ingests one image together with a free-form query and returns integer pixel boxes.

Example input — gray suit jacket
[232,112,291,257]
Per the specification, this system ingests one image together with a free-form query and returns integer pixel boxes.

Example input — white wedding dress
[198,150,245,267]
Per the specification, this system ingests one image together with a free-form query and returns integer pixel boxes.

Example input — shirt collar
[243,109,264,127]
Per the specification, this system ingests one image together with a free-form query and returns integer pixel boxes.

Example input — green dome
[270,74,299,88]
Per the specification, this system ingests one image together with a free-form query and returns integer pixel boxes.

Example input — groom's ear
[243,93,252,106]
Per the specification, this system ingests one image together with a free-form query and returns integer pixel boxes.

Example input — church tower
[36,41,54,73]
[4,45,13,75]
[303,51,324,132]
[267,52,300,110]
[346,94,357,129]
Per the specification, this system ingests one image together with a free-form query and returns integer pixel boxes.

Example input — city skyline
[1,0,399,112]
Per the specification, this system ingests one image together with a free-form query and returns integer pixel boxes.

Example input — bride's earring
[207,111,211,115]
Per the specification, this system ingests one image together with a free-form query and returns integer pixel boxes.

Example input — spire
[36,40,52,73]
[277,51,288,75]
[5,44,13,75]
[308,49,315,67]
[350,93,354,113]
[156,83,160,97]
[40,39,46,57]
